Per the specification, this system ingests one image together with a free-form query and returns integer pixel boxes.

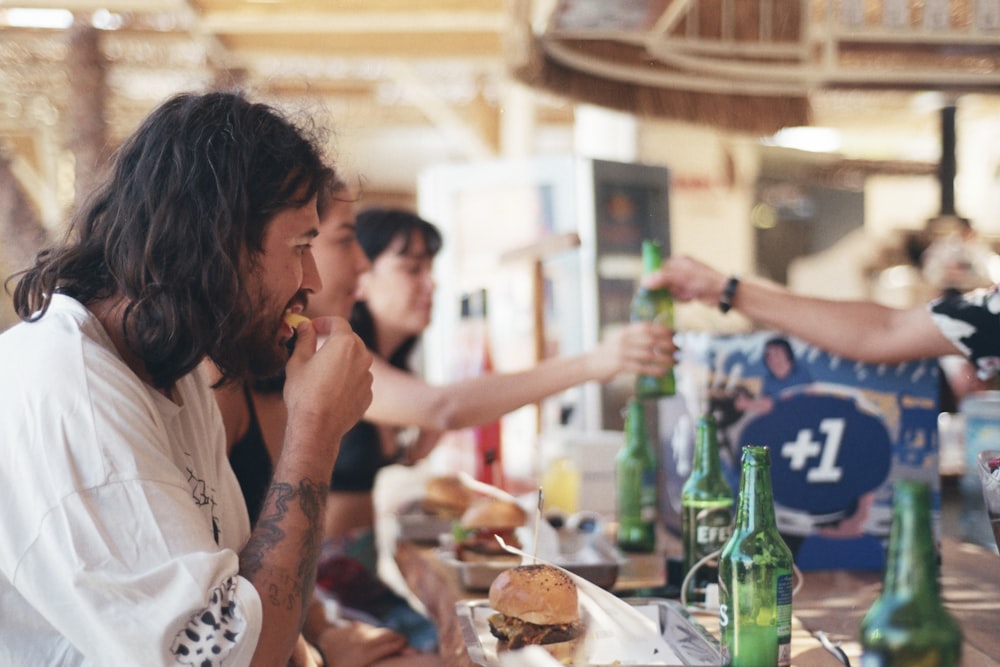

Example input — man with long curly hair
[0,91,372,666]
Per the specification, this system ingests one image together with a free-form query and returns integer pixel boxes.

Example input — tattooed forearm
[239,478,328,614]
[241,482,294,577]
[295,478,326,613]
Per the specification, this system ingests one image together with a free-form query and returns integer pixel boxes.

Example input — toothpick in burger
[487,564,585,662]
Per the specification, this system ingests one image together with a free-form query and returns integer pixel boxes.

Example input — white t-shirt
[0,295,262,666]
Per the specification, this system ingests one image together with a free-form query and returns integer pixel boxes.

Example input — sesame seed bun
[488,564,580,626]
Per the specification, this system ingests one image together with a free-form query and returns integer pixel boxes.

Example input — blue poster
[659,331,941,571]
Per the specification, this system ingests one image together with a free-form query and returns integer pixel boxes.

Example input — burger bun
[489,564,580,626]
[460,497,527,530]
[423,476,474,517]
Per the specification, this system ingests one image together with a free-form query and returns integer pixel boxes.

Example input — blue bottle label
[777,571,792,666]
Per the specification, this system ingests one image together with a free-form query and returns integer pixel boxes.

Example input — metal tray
[456,598,721,666]
[395,503,455,545]
[442,537,622,591]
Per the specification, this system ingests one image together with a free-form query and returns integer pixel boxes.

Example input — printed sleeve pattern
[929,286,1000,379]
[171,577,245,666]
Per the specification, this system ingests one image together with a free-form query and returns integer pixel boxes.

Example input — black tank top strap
[228,383,273,527]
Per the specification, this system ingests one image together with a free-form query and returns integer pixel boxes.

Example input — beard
[241,309,290,380]
[234,283,293,381]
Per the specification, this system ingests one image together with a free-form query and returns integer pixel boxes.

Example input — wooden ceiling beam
[199,10,506,34]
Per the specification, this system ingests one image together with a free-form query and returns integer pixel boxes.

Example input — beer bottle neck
[695,420,724,474]
[882,481,941,601]
[641,240,663,275]
[734,452,778,533]
[685,417,729,494]
[623,400,649,454]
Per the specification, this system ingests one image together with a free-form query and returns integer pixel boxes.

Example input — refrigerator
[417,155,670,481]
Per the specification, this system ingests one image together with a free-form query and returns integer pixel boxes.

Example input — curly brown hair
[7,90,330,389]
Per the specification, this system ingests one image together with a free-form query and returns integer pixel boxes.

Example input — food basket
[456,598,720,666]
[442,534,623,591]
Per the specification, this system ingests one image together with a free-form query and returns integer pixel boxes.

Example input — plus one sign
[781,428,822,471]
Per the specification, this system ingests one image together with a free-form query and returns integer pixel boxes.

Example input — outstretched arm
[365,320,673,430]
[645,254,963,364]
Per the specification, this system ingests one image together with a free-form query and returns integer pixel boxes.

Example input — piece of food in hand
[454,497,527,563]
[487,564,585,662]
[284,312,311,329]
[423,475,475,519]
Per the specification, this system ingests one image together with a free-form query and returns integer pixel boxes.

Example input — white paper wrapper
[497,538,682,664]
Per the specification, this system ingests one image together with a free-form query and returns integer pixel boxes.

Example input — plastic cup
[960,392,1000,548]
[977,450,1000,554]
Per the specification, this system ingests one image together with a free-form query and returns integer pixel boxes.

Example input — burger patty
[456,529,521,560]
[486,612,584,649]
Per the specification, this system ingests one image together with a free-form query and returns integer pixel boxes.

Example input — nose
[355,243,371,274]
[301,249,323,294]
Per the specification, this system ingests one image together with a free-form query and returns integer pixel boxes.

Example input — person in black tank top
[229,383,272,527]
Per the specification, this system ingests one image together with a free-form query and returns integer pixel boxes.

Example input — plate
[456,598,721,666]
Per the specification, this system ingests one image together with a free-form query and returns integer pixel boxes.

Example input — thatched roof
[506,0,1000,136]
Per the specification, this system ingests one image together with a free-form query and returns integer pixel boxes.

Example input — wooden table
[395,537,1000,667]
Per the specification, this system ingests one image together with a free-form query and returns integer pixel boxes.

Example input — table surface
[394,535,1000,667]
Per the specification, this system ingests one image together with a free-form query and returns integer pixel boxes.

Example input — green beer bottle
[631,239,675,398]
[616,398,658,553]
[718,445,793,667]
[859,479,962,666]
[681,413,733,604]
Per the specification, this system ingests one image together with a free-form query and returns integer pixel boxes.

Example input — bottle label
[777,571,792,667]
[859,655,885,667]
[688,506,733,549]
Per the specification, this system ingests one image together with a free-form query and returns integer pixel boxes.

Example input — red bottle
[465,289,504,488]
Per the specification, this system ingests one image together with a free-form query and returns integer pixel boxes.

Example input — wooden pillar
[66,18,108,207]
[0,152,49,327]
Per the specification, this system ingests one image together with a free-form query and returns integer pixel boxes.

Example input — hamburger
[454,497,527,563]
[422,475,474,519]
[487,564,585,662]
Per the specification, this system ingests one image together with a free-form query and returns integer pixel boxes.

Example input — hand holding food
[283,316,373,452]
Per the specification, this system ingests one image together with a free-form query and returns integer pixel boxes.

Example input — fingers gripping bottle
[718,445,793,667]
[681,413,733,603]
[631,239,675,398]
[859,480,962,666]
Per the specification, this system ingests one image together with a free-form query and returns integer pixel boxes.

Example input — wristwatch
[719,275,740,314]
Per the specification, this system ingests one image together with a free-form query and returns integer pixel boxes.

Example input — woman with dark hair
[308,207,673,649]
[0,91,373,666]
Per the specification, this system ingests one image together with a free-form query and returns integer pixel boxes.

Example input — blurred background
[3,0,1000,436]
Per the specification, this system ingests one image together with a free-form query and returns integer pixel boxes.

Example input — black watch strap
[719,275,739,314]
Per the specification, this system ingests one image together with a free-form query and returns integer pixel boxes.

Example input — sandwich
[454,497,527,563]
[283,312,311,329]
[487,563,585,662]
[422,475,475,519]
